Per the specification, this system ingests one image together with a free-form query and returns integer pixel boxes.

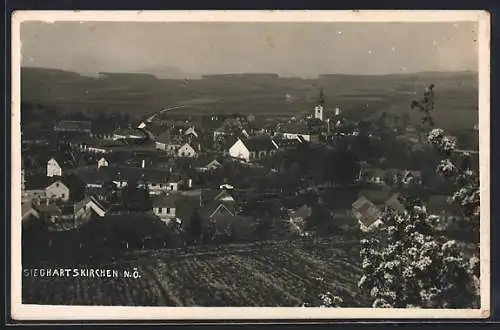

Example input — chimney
[141,159,146,169]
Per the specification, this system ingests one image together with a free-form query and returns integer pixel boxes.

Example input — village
[20,88,478,263]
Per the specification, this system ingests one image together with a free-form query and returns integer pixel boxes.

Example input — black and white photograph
[11,10,490,320]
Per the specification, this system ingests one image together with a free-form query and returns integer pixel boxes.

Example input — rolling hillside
[20,67,478,130]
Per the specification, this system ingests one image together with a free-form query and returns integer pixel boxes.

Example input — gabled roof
[352,196,381,227]
[48,154,76,170]
[200,201,235,220]
[214,190,235,203]
[240,136,277,152]
[277,122,317,135]
[184,127,198,138]
[152,194,178,208]
[155,131,172,143]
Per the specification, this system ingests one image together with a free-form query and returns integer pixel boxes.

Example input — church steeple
[314,87,325,121]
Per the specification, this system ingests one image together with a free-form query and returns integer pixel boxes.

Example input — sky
[20,21,478,77]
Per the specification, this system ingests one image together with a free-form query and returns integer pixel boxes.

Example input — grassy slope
[21,68,478,131]
[22,236,369,306]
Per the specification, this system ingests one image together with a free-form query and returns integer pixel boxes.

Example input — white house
[177,143,198,158]
[45,180,70,202]
[97,157,109,169]
[184,127,199,139]
[47,158,62,177]
[152,195,177,221]
[228,137,278,162]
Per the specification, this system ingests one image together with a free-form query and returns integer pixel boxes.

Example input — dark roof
[200,201,235,220]
[25,174,51,190]
[105,166,179,184]
[277,122,316,135]
[272,137,303,149]
[48,154,77,170]
[76,168,113,185]
[155,131,172,143]
[54,120,92,132]
[241,137,277,152]
[152,194,178,208]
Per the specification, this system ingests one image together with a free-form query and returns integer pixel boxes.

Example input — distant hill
[20,67,479,131]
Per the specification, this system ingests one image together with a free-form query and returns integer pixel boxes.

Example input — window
[170,185,174,190]
[61,193,65,199]
[160,184,163,188]
[56,183,60,187]
[166,208,171,214]
[158,207,162,213]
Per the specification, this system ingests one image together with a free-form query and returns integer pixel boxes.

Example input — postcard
[10,10,490,321]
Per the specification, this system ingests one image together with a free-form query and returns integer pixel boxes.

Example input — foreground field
[22,236,370,307]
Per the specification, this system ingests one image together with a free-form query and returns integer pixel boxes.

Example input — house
[45,180,70,202]
[46,157,63,177]
[184,127,199,139]
[32,202,62,224]
[228,137,278,162]
[152,194,178,221]
[193,157,223,172]
[358,167,387,185]
[54,120,92,135]
[352,196,382,232]
[22,202,40,222]
[177,143,198,158]
[402,170,423,185]
[272,137,303,150]
[102,166,190,194]
[276,122,320,142]
[97,157,109,169]
[112,127,147,141]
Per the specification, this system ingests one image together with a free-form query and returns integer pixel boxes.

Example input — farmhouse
[229,137,278,162]
[45,180,70,202]
[351,196,382,232]
[152,194,177,221]
[193,156,223,172]
[46,157,65,177]
[276,122,320,142]
[22,202,40,222]
[177,143,198,158]
[97,157,109,169]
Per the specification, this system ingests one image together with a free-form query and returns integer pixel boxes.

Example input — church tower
[314,87,325,121]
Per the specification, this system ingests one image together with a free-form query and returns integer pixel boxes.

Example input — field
[21,68,478,131]
[22,236,370,306]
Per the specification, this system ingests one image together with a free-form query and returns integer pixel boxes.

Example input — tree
[186,208,202,245]
[357,84,480,308]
